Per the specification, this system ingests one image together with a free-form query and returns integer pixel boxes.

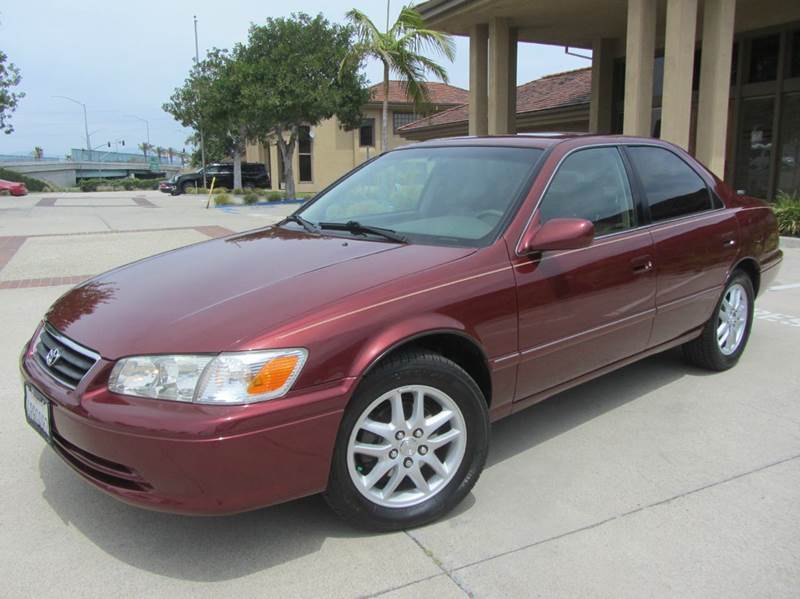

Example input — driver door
[511,146,656,401]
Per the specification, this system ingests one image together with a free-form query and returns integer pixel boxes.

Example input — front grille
[35,324,100,388]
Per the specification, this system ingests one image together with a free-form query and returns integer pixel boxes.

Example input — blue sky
[0,1,589,158]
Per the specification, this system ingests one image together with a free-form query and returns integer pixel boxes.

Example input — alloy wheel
[346,384,467,509]
[717,282,748,355]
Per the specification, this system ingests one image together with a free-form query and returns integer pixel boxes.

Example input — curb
[780,236,800,249]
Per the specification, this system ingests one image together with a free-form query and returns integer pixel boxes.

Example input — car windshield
[297,146,544,247]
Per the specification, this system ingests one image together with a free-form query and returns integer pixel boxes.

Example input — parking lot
[1,190,799,598]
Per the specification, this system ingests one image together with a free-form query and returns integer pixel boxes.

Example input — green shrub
[0,167,53,192]
[79,179,100,192]
[233,187,245,195]
[243,191,260,205]
[266,191,285,201]
[211,186,229,194]
[0,189,9,196]
[214,193,233,206]
[774,190,800,236]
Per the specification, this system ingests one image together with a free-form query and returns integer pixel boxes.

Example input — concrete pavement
[1,191,798,598]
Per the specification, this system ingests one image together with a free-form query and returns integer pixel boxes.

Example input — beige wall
[244,105,419,195]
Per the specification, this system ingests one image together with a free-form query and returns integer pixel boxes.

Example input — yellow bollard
[205,176,217,209]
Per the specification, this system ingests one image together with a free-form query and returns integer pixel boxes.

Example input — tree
[33,146,43,160]
[164,48,249,189]
[343,7,455,153]
[237,13,369,198]
[1,50,24,135]
[139,142,153,159]
[167,147,176,164]
[154,146,165,162]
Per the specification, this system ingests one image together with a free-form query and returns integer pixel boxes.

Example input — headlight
[108,349,308,404]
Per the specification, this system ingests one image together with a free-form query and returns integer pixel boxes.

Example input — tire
[682,270,754,371]
[180,181,193,195]
[324,350,489,531]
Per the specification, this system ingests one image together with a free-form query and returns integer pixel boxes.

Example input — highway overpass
[1,149,184,187]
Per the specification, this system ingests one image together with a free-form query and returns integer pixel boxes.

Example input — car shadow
[38,347,711,582]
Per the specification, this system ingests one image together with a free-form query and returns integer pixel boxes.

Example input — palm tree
[139,142,153,159]
[155,146,165,163]
[167,147,176,164]
[343,6,455,153]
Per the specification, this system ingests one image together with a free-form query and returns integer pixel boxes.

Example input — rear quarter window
[627,146,712,221]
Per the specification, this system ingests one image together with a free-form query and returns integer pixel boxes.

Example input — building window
[298,126,312,183]
[748,34,780,83]
[791,30,800,78]
[359,118,375,147]
[393,112,419,132]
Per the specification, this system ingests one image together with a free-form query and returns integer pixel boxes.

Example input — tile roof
[400,67,592,131]
[367,80,469,106]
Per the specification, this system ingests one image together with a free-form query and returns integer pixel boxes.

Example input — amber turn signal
[247,355,301,395]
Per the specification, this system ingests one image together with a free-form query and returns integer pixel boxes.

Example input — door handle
[721,232,737,248]
[631,256,654,274]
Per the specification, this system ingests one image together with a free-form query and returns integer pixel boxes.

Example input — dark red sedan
[21,134,782,530]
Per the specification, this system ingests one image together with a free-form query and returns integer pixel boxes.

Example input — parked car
[0,179,28,196]
[21,134,782,530]
[168,163,270,195]
[158,175,178,194]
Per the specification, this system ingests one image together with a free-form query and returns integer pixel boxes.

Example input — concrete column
[589,38,615,134]
[508,28,518,134]
[696,0,735,176]
[488,17,510,135]
[623,0,656,136]
[469,24,489,136]
[661,0,698,149]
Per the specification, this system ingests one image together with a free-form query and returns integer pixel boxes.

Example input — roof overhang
[415,0,631,49]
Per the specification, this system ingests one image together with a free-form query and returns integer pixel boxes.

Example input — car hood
[47,226,475,359]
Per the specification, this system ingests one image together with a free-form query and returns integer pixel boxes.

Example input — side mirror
[519,218,594,254]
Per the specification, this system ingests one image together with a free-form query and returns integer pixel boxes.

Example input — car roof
[400,133,673,151]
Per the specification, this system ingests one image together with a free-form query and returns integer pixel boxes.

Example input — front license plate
[24,384,51,442]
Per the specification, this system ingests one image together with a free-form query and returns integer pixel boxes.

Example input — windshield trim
[295,144,550,248]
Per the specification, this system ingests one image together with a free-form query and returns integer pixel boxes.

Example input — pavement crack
[452,451,800,573]
[405,529,474,597]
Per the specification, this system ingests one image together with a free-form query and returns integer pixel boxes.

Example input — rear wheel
[682,270,754,371]
[180,181,194,195]
[324,350,489,531]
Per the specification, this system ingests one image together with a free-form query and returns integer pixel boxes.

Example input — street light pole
[128,115,150,146]
[194,15,207,188]
[53,95,91,151]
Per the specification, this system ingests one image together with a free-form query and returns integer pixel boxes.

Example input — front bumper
[21,338,353,515]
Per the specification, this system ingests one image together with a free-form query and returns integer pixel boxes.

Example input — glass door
[734,97,775,198]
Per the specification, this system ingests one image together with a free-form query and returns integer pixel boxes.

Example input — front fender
[348,314,482,380]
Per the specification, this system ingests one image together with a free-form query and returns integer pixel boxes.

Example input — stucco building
[410,0,800,199]
[244,81,467,194]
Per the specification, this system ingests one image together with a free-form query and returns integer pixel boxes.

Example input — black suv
[164,163,270,195]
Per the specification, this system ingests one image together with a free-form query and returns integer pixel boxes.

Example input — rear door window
[627,146,712,221]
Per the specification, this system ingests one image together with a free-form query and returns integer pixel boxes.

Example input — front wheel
[324,350,489,531]
[682,270,754,371]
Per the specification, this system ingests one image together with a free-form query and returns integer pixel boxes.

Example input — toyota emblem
[45,348,61,367]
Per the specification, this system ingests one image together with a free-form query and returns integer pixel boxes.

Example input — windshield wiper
[282,214,320,234]
[318,220,408,244]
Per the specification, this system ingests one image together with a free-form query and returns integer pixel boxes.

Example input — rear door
[624,145,739,346]
[512,145,657,401]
